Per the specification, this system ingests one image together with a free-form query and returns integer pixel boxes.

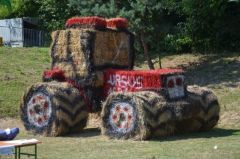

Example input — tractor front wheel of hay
[101,93,145,140]
[187,86,220,131]
[20,82,89,136]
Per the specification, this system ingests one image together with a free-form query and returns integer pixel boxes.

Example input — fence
[23,28,44,47]
[0,26,45,47]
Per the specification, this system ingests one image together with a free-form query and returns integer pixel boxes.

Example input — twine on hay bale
[20,82,89,136]
[101,87,220,140]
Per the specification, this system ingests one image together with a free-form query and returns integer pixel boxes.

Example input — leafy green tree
[36,0,77,31]
[0,0,12,11]
[183,0,240,52]
[0,0,23,19]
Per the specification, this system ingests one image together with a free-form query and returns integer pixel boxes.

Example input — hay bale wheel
[186,85,220,131]
[101,88,220,140]
[101,91,176,140]
[134,91,177,138]
[101,92,146,140]
[20,82,88,136]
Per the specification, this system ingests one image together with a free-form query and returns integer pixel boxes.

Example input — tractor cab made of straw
[20,17,220,140]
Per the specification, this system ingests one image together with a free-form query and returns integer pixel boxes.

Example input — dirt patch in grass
[0,117,24,130]
[218,111,240,128]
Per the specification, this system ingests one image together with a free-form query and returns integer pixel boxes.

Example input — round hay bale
[101,92,147,140]
[186,85,220,131]
[20,82,89,136]
[133,91,176,138]
[101,91,171,140]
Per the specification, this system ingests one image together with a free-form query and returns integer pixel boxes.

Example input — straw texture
[50,28,134,86]
[101,86,220,140]
[20,82,88,136]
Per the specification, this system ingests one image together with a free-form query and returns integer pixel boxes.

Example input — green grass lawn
[22,128,240,159]
[0,121,239,159]
[0,47,239,159]
[0,47,50,117]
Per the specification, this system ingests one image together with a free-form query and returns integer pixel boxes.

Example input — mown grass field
[0,47,239,159]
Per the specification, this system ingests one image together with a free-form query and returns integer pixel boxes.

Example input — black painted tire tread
[20,82,88,136]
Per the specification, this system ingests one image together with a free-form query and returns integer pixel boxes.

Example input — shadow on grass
[151,128,240,142]
[64,127,239,141]
[135,52,240,88]
[184,54,240,87]
[67,128,101,138]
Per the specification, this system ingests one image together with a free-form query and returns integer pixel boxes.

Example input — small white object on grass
[214,145,218,150]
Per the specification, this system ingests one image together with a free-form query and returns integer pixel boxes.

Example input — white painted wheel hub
[27,93,52,127]
[109,102,136,133]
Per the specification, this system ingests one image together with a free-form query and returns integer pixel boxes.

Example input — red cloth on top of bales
[106,18,128,29]
[65,16,107,28]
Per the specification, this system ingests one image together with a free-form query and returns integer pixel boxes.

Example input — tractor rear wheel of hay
[187,86,220,131]
[20,82,88,136]
[101,93,147,140]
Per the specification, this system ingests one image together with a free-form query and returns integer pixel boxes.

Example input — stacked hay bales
[50,28,134,112]
[20,82,88,136]
[51,29,134,85]
[51,29,94,81]
[101,86,220,140]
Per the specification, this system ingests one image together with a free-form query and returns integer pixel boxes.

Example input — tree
[36,0,77,31]
[0,0,12,11]
[0,0,23,19]
[182,0,240,52]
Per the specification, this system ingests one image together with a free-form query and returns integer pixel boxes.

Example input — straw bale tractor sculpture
[20,17,220,140]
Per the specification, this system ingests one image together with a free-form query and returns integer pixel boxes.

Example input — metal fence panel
[0,26,44,47]
[23,28,44,47]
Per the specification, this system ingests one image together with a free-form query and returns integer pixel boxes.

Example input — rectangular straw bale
[93,31,130,66]
[50,28,133,84]
[55,30,68,45]
[52,44,68,60]
[50,29,91,80]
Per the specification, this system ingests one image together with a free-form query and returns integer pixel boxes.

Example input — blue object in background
[0,128,19,141]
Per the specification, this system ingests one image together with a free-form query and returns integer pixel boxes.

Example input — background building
[0,17,44,47]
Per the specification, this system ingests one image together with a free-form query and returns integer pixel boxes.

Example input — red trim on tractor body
[103,69,183,96]
[43,68,184,112]
[43,67,66,81]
